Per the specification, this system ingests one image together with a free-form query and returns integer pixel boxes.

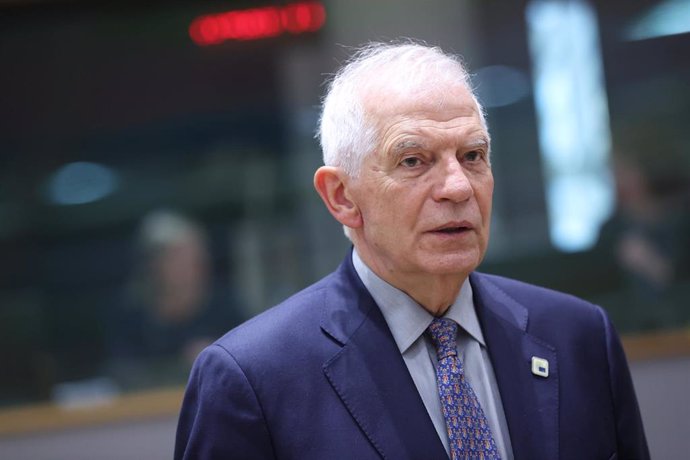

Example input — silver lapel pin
[531,356,549,378]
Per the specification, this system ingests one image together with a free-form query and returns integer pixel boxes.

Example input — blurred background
[0,0,688,458]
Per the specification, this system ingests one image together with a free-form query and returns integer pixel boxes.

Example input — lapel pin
[531,356,549,378]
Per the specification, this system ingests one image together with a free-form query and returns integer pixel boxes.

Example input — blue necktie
[427,317,500,460]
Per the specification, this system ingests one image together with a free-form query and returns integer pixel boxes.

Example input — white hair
[317,40,487,178]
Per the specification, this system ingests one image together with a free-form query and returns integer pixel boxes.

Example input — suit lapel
[321,256,448,460]
[471,273,559,460]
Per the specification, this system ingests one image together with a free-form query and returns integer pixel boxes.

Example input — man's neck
[353,248,467,316]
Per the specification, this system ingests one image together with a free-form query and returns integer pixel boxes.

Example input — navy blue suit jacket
[175,255,649,459]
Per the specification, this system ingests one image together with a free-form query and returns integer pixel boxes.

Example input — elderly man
[175,42,649,460]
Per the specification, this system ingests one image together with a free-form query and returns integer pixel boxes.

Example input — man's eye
[401,157,421,168]
[464,151,482,162]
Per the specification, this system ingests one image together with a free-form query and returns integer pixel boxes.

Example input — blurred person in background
[597,129,690,330]
[175,41,649,459]
[105,210,242,390]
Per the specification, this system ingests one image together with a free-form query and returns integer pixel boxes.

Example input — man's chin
[421,253,481,277]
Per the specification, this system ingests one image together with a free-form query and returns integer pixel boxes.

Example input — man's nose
[432,157,473,203]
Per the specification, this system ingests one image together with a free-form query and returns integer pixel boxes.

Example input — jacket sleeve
[174,344,276,460]
[600,308,651,459]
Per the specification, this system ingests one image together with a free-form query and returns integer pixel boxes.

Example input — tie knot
[427,317,458,360]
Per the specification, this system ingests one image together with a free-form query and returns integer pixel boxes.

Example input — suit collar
[471,272,560,460]
[321,254,448,459]
[470,272,529,331]
[319,252,376,346]
[351,249,485,352]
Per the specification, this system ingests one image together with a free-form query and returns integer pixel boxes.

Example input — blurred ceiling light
[474,65,531,108]
[625,0,690,41]
[46,161,119,206]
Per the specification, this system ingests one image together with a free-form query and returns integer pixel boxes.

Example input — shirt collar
[352,249,486,353]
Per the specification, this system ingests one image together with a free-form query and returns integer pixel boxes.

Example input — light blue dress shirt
[352,250,513,459]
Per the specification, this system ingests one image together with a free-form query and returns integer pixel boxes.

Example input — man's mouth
[436,227,468,234]
[430,222,473,234]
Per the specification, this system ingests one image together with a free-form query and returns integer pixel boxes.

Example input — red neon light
[190,2,326,46]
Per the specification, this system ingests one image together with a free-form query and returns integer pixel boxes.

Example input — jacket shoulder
[472,271,608,334]
[474,272,600,310]
[215,273,333,352]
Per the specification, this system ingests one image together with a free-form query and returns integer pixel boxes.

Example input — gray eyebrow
[391,136,491,156]
[466,137,490,149]
[392,140,424,154]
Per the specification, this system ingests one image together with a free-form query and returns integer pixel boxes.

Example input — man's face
[349,83,493,283]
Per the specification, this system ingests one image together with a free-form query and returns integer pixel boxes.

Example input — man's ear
[313,166,362,229]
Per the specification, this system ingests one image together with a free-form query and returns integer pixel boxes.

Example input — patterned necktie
[427,317,500,460]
